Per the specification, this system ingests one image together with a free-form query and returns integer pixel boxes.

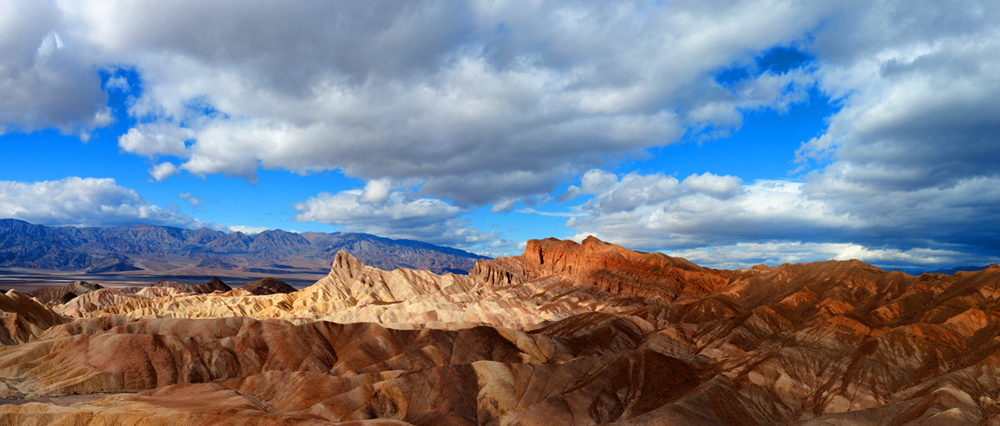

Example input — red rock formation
[472,236,730,301]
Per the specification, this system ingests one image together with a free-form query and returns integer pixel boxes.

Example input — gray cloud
[562,1,1000,268]
[0,1,110,138]
[29,0,827,206]
[3,1,999,266]
[566,169,1000,269]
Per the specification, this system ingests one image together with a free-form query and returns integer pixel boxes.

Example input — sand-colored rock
[26,281,103,305]
[152,277,232,295]
[94,251,651,329]
[55,288,144,318]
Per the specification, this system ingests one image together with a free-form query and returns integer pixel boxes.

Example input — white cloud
[681,172,743,199]
[104,74,129,92]
[669,242,993,272]
[567,170,853,250]
[358,178,394,205]
[177,192,202,208]
[0,177,215,229]
[228,225,269,235]
[567,168,1000,267]
[580,169,618,194]
[293,188,498,247]
[118,122,192,158]
[149,162,179,182]
[582,172,680,213]
[25,0,831,207]
[2,1,999,267]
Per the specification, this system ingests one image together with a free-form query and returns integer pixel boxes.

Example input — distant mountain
[0,219,487,274]
[925,265,991,275]
[885,264,992,275]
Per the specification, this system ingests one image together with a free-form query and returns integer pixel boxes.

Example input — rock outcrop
[240,277,296,295]
[152,277,232,295]
[0,290,66,345]
[472,236,729,301]
[26,281,103,305]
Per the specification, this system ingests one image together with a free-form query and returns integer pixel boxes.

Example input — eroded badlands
[2,236,1000,425]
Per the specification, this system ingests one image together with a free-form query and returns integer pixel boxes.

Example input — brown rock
[241,277,296,295]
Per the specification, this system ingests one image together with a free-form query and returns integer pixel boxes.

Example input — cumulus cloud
[567,171,850,250]
[358,178,394,205]
[556,2,1000,267]
[0,177,215,229]
[149,162,180,182]
[681,173,743,199]
[567,169,1000,267]
[794,4,1000,192]
[292,188,498,247]
[27,0,829,206]
[118,122,192,158]
[3,1,1000,267]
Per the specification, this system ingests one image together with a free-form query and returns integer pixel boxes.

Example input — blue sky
[1,1,999,271]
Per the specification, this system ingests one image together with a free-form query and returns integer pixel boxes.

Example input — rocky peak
[331,250,367,279]
[474,236,727,301]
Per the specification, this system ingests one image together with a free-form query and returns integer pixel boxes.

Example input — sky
[1,0,999,272]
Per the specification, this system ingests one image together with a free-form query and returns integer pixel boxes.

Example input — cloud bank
[293,188,498,247]
[6,0,824,206]
[0,177,215,229]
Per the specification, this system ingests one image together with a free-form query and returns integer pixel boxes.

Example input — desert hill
[2,237,1000,424]
[0,219,486,275]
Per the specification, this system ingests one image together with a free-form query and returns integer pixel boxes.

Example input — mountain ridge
[0,218,487,275]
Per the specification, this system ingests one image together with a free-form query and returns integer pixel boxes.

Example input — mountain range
[0,218,486,276]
